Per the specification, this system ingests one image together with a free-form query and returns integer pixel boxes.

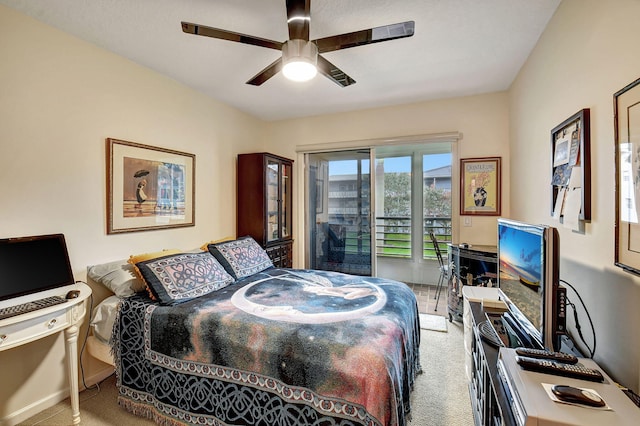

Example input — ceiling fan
[181,0,415,87]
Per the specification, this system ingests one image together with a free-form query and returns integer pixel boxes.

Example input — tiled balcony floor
[407,283,448,317]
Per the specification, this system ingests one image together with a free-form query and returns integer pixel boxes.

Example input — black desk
[447,244,497,322]
[469,301,516,426]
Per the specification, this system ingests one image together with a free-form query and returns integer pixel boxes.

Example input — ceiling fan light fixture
[282,39,318,82]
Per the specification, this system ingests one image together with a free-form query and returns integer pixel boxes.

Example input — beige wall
[509,0,640,391]
[265,91,511,258]
[2,0,640,423]
[0,5,264,424]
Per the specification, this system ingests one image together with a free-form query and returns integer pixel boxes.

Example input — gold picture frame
[106,138,195,234]
[460,157,501,216]
[614,78,640,276]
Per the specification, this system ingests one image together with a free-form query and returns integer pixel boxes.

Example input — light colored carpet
[20,324,472,426]
[420,313,448,332]
[409,321,473,425]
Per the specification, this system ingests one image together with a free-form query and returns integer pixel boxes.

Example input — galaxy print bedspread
[113,268,421,426]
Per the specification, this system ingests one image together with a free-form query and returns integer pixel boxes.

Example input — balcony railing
[324,215,451,260]
[374,216,452,259]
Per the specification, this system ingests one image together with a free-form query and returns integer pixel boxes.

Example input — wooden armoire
[237,153,293,267]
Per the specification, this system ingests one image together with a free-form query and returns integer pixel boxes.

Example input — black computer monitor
[0,234,74,301]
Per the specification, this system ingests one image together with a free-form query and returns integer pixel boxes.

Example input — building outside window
[327,153,452,261]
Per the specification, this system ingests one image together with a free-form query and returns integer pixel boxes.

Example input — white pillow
[90,295,121,343]
[87,259,145,297]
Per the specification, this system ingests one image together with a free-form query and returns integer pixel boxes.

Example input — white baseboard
[0,388,69,426]
[0,365,114,426]
[81,365,115,390]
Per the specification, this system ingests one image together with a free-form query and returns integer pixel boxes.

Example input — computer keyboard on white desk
[0,296,66,320]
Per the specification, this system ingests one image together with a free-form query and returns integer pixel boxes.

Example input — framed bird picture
[106,138,195,234]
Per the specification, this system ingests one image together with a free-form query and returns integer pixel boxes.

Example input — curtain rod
[295,131,462,153]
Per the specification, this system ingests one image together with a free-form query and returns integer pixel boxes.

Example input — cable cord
[28,373,114,426]
[76,280,100,391]
[560,279,596,358]
[30,283,105,426]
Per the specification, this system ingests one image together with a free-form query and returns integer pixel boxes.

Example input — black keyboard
[0,296,67,320]
[515,355,604,382]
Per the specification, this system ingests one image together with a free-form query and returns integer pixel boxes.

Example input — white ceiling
[0,0,560,122]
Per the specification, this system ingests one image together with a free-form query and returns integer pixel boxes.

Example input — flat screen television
[497,219,564,351]
[0,234,75,302]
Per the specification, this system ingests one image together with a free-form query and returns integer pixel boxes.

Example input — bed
[86,237,421,426]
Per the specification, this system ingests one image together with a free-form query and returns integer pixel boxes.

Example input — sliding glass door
[305,141,453,283]
[375,145,453,246]
[307,150,372,276]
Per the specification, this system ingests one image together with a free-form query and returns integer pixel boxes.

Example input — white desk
[499,347,639,426]
[0,283,91,425]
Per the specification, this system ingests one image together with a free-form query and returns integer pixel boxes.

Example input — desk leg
[64,325,81,425]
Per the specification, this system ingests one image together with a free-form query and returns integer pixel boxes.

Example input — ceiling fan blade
[313,21,415,53]
[316,55,356,87]
[246,58,283,86]
[286,0,310,41]
[181,22,283,51]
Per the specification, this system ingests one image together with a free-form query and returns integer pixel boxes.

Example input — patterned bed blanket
[113,268,421,426]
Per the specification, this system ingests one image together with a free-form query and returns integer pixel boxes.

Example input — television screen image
[498,223,544,332]
[497,219,562,350]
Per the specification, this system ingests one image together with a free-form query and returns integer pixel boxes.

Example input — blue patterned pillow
[136,252,234,305]
[207,236,273,279]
